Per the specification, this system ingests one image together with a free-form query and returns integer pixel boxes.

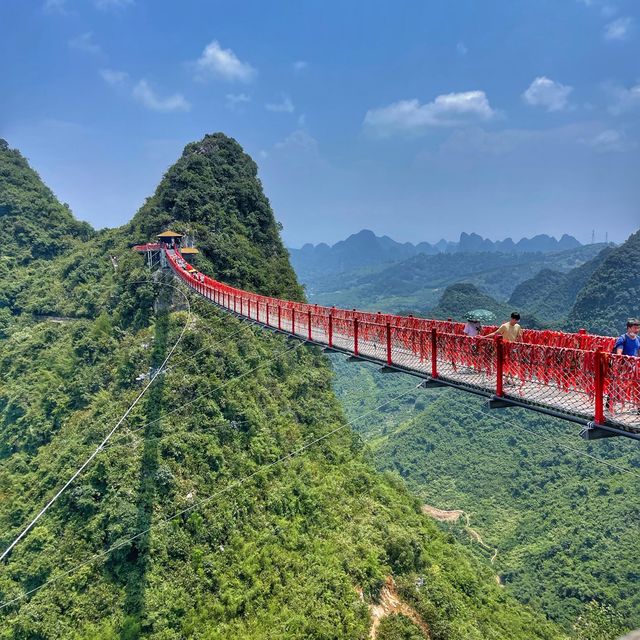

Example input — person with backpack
[613,318,640,356]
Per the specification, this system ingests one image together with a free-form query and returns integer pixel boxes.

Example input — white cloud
[69,32,101,55]
[583,129,635,152]
[95,0,134,9]
[133,80,190,113]
[607,82,640,114]
[43,0,69,14]
[195,41,256,82]
[522,76,572,111]
[265,95,295,113]
[456,42,468,56]
[293,60,308,72]
[604,17,634,41]
[100,69,129,86]
[577,0,617,17]
[274,129,319,153]
[363,90,495,136]
[225,93,251,110]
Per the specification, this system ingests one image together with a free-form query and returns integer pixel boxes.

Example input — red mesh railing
[604,354,640,422]
[161,248,639,433]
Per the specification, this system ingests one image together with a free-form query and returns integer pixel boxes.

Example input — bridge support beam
[419,378,447,389]
[580,422,623,440]
[379,365,398,374]
[487,395,511,409]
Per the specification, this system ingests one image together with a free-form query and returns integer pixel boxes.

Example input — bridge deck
[135,245,640,439]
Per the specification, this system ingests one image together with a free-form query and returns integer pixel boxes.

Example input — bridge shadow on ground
[120,295,170,639]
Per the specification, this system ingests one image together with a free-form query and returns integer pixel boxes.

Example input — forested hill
[507,246,614,327]
[567,229,640,335]
[0,134,565,639]
[129,133,302,301]
[0,139,93,262]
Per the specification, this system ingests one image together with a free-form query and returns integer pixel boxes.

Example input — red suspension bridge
[135,241,640,442]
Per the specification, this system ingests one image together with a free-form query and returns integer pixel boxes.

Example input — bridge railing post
[278,305,282,331]
[578,327,587,350]
[386,322,392,365]
[431,328,438,378]
[308,309,312,341]
[594,348,606,425]
[292,308,296,336]
[354,315,359,357]
[328,312,333,348]
[266,303,270,326]
[257,300,260,323]
[495,336,504,397]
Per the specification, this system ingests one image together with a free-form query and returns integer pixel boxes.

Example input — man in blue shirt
[614,318,640,356]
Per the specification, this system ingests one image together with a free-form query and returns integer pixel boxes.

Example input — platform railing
[161,247,640,434]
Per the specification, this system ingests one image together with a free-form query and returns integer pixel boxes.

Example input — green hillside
[0,135,566,639]
[0,140,93,263]
[428,282,542,328]
[508,247,614,327]
[567,230,640,335]
[330,356,638,638]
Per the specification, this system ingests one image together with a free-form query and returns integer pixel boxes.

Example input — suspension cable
[0,300,305,536]
[0,387,418,610]
[0,281,191,563]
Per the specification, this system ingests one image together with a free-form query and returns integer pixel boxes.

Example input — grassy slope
[329,355,639,637]
[507,247,614,327]
[0,135,565,639]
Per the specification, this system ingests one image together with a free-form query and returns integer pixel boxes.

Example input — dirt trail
[421,504,464,522]
[366,576,430,639]
[423,504,499,565]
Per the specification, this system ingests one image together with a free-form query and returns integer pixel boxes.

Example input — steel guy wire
[0,387,418,610]
[0,281,191,563]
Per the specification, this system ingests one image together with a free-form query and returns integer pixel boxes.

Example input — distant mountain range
[289,229,583,280]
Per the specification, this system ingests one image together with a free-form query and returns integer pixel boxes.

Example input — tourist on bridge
[614,319,640,356]
[485,312,523,342]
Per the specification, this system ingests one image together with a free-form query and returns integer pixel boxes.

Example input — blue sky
[1,0,638,247]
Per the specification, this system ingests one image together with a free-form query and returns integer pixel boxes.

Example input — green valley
[0,136,571,639]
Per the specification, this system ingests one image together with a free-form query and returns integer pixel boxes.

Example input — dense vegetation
[508,248,614,327]
[0,135,567,638]
[330,356,639,638]
[429,282,541,328]
[314,226,640,637]
[567,230,640,335]
[129,133,303,302]
[0,139,93,263]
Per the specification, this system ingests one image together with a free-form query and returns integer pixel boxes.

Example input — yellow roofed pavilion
[157,230,184,238]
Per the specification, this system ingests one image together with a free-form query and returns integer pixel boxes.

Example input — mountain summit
[130,133,302,300]
[0,139,93,262]
[289,229,583,280]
